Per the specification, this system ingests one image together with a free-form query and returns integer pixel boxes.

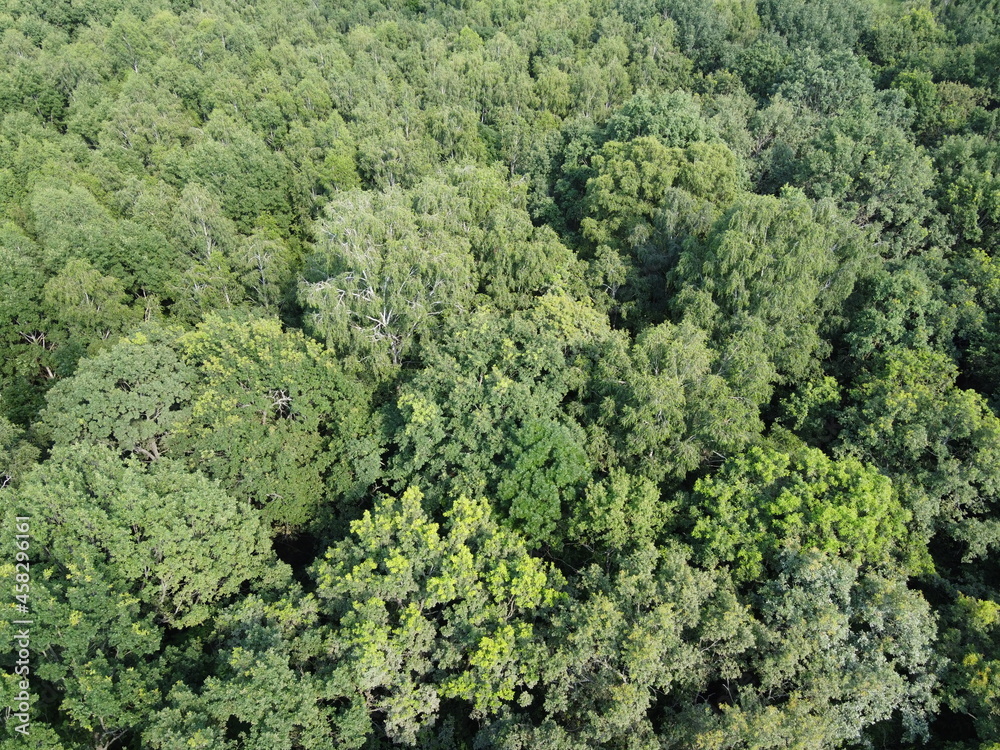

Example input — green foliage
[838,347,1000,556]
[692,550,938,749]
[300,183,476,369]
[0,230,50,421]
[797,102,936,255]
[178,117,292,231]
[496,419,590,547]
[675,187,865,387]
[312,486,561,744]
[40,258,146,371]
[934,134,1000,252]
[592,318,760,483]
[843,256,955,361]
[0,0,996,745]
[893,70,980,141]
[939,594,1000,748]
[1,444,281,747]
[171,314,380,531]
[606,90,714,146]
[0,415,38,488]
[502,543,754,749]
[568,469,667,551]
[464,165,587,309]
[16,444,279,627]
[40,329,194,460]
[387,299,608,543]
[758,0,871,53]
[29,181,172,292]
[579,134,742,323]
[147,649,334,750]
[951,248,1000,402]
[581,136,740,249]
[868,6,945,70]
[774,48,874,116]
[689,439,915,581]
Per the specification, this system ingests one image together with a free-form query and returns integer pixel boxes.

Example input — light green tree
[312,486,562,745]
[688,437,918,582]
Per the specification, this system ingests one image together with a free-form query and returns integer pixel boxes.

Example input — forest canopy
[2,0,1000,748]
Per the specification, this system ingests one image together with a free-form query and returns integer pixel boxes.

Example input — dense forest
[2,0,1000,747]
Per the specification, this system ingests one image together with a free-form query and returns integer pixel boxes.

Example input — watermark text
[8,517,31,736]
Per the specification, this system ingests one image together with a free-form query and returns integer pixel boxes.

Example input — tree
[691,550,938,750]
[579,134,742,324]
[0,229,50,422]
[40,329,194,461]
[0,252,148,413]
[687,437,918,582]
[352,97,438,191]
[97,72,195,171]
[757,0,870,53]
[796,99,936,256]
[147,644,334,750]
[867,5,946,71]
[279,115,361,213]
[892,71,979,142]
[169,183,239,263]
[938,593,1000,749]
[674,188,866,387]
[474,204,584,310]
[28,181,163,291]
[310,486,561,745]
[950,248,1000,404]
[2,444,281,748]
[170,314,380,532]
[581,136,741,249]
[167,183,291,322]
[605,90,713,146]
[235,227,298,312]
[40,258,145,373]
[933,134,1000,253]
[773,48,874,118]
[0,415,39,488]
[300,185,475,369]
[177,115,292,232]
[482,542,755,750]
[838,347,1000,563]
[591,318,760,484]
[568,469,668,553]
[387,299,608,539]
[495,418,591,547]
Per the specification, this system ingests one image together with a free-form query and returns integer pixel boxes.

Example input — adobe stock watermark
[7,517,31,737]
